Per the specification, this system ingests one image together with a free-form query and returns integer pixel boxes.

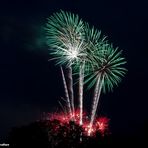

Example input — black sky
[0,0,148,141]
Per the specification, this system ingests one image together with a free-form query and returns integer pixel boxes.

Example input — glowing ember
[43,111,109,137]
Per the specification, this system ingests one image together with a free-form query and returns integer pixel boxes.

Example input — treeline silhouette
[8,119,148,148]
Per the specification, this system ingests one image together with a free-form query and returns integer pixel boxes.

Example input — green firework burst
[86,43,127,92]
[73,23,107,73]
[45,10,87,67]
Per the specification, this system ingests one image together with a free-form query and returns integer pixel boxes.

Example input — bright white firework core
[69,49,78,59]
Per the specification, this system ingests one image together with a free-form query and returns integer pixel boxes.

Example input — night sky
[0,0,148,141]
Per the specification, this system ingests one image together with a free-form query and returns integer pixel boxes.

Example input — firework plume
[45,10,88,124]
[86,43,127,134]
[45,10,127,135]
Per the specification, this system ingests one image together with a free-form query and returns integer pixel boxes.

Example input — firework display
[45,11,88,123]
[45,10,127,136]
[88,44,127,133]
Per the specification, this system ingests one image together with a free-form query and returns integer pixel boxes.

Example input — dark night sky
[0,0,148,141]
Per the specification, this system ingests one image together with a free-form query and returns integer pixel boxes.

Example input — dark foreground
[7,120,148,148]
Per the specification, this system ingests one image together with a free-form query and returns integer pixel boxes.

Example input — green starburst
[85,43,127,92]
[45,10,86,67]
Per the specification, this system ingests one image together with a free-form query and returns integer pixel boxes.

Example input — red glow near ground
[43,110,109,136]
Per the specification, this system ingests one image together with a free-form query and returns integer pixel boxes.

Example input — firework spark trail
[67,66,75,119]
[79,62,85,125]
[94,77,104,115]
[88,74,103,135]
[93,76,104,123]
[60,67,72,117]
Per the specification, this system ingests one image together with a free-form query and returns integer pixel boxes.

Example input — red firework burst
[42,111,109,137]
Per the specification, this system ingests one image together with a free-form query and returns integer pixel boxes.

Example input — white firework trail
[79,61,85,125]
[60,67,72,117]
[67,66,75,119]
[88,74,104,135]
